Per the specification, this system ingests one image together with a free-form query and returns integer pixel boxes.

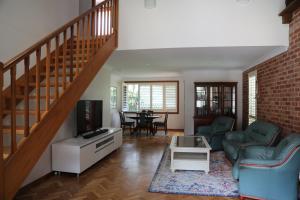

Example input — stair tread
[48,61,86,65]
[18,95,56,99]
[3,125,25,135]
[3,153,9,159]
[3,109,46,115]
[4,95,56,100]
[28,82,66,87]
[3,125,25,130]
[39,71,78,76]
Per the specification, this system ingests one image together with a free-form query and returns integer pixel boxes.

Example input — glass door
[223,86,236,116]
[195,86,208,116]
[209,86,221,115]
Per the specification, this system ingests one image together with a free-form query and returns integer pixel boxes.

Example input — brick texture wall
[243,8,300,135]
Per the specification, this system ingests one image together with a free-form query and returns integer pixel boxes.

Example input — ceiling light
[144,0,156,9]
[236,0,250,5]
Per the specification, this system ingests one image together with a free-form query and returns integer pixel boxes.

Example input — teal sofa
[222,120,280,163]
[195,116,235,151]
[232,134,300,200]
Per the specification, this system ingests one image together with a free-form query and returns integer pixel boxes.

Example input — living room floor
[15,131,238,200]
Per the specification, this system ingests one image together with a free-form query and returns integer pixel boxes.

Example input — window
[248,71,257,124]
[122,81,179,113]
[110,86,117,109]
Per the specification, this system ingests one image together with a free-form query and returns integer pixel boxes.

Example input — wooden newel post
[115,0,119,48]
[0,62,5,200]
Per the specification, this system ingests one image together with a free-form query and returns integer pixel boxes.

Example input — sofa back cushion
[211,116,234,133]
[273,134,300,160]
[246,120,280,145]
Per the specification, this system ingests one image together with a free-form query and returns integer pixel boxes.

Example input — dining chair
[119,112,135,134]
[136,112,152,136]
[154,112,168,135]
[147,110,154,116]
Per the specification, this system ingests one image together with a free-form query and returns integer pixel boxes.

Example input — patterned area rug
[149,148,239,197]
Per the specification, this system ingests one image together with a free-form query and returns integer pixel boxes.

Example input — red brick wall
[243,8,300,134]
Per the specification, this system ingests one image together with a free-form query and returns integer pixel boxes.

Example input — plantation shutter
[152,85,163,110]
[122,84,128,111]
[165,83,177,112]
[139,85,151,110]
[122,81,178,113]
[248,71,257,124]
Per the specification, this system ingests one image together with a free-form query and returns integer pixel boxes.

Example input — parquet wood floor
[15,132,239,200]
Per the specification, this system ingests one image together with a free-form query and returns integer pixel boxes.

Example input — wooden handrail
[2,0,110,72]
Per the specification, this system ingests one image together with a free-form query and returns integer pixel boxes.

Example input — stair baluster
[45,41,51,111]
[35,48,41,122]
[76,21,80,77]
[24,56,30,137]
[63,31,67,90]
[54,35,60,99]
[87,14,91,63]
[10,65,17,153]
[70,25,74,82]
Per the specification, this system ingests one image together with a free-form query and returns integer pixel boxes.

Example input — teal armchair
[233,134,300,200]
[222,120,280,163]
[195,116,235,151]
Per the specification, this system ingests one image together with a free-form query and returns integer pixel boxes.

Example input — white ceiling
[106,46,287,77]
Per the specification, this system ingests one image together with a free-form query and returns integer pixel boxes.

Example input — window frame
[122,81,179,114]
[110,86,117,109]
[248,70,257,124]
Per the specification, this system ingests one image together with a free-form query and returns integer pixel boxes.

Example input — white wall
[118,0,288,50]
[183,69,243,135]
[110,73,122,128]
[81,67,112,127]
[79,0,92,14]
[0,0,79,62]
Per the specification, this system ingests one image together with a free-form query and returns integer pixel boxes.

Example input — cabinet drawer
[94,140,114,162]
[80,144,95,172]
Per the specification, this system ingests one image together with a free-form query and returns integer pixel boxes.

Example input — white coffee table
[170,136,212,173]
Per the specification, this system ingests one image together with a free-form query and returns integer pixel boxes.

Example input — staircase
[0,0,118,199]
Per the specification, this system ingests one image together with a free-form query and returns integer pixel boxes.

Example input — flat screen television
[76,100,103,136]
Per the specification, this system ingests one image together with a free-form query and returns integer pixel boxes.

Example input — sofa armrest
[211,127,230,136]
[240,159,281,168]
[196,126,212,136]
[225,131,245,142]
[239,142,265,149]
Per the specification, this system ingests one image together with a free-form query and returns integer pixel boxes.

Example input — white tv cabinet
[52,128,122,176]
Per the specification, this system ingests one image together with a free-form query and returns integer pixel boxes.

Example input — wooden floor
[15,131,239,200]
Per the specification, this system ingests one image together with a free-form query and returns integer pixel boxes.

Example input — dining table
[126,115,161,135]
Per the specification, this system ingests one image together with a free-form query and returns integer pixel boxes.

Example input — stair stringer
[3,34,117,200]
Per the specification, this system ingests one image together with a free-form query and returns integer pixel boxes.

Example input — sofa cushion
[273,134,300,160]
[211,116,234,134]
[223,140,240,161]
[246,121,280,145]
[223,120,280,164]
